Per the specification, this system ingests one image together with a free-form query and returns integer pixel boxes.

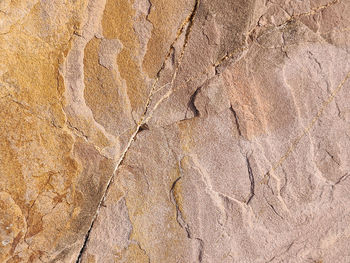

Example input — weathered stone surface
[1,0,350,262]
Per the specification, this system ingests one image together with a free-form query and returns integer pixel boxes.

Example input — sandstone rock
[1,0,350,262]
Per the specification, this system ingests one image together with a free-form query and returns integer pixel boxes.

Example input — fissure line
[75,1,201,260]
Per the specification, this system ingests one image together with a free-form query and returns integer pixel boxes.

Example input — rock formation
[1,0,350,262]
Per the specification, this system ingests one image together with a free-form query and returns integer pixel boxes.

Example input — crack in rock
[230,105,242,137]
[169,175,205,262]
[246,155,255,205]
[74,1,202,260]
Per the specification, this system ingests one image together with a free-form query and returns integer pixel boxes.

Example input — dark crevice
[184,0,200,43]
[145,0,152,22]
[138,123,150,133]
[196,238,204,262]
[170,176,192,238]
[75,220,95,263]
[267,201,284,219]
[333,173,349,186]
[186,87,201,117]
[325,149,340,166]
[171,0,200,86]
[307,51,322,70]
[246,155,255,205]
[170,46,176,66]
[229,105,242,136]
[170,175,205,262]
[67,121,89,141]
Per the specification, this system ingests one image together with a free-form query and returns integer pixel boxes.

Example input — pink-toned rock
[1,0,350,262]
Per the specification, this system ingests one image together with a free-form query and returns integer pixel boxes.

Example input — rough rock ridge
[0,0,350,262]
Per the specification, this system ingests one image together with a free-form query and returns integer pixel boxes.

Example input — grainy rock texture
[1,0,350,262]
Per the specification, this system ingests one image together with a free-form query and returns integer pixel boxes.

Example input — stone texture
[0,0,350,262]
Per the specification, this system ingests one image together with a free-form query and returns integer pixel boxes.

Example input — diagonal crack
[261,70,350,184]
[264,196,284,219]
[143,0,200,123]
[291,0,339,20]
[333,173,349,186]
[176,0,200,73]
[75,220,95,263]
[246,155,255,205]
[74,2,201,261]
[230,105,242,137]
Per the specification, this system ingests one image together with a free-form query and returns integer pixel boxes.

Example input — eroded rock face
[0,0,349,262]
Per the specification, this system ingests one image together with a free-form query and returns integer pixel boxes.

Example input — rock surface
[1,0,350,262]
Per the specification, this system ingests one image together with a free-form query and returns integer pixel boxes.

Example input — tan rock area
[1,0,350,262]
